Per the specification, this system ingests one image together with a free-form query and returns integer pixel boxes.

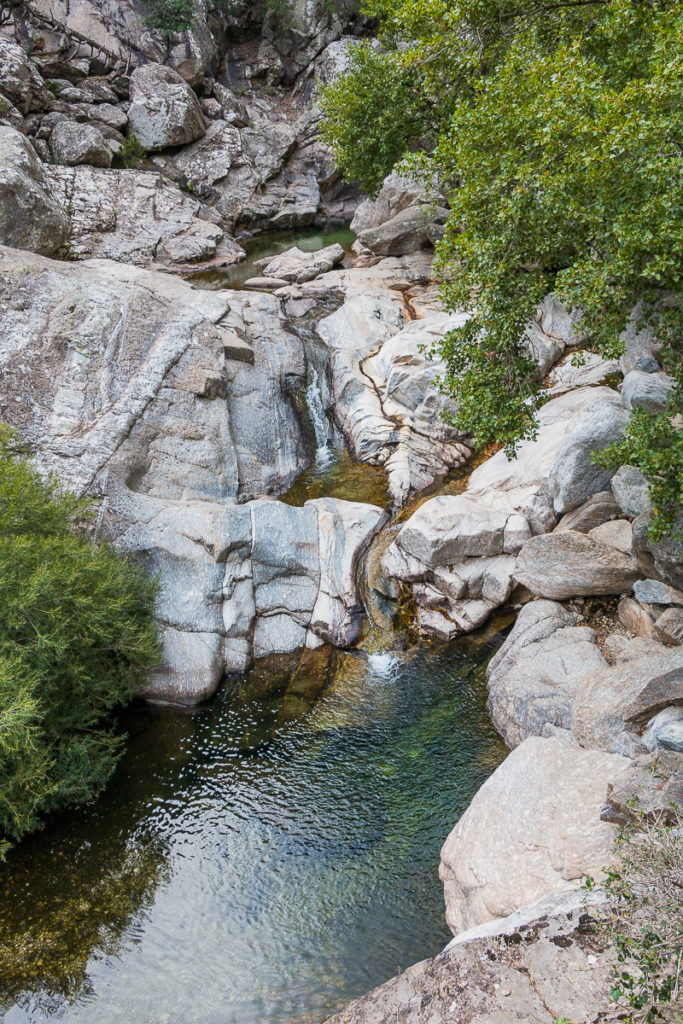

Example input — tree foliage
[0,427,159,853]
[322,0,683,528]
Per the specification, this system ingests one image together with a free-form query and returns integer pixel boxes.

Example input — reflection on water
[0,632,507,1024]
[189,226,357,291]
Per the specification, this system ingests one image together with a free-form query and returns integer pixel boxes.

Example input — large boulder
[621,369,673,413]
[513,531,641,599]
[49,120,112,167]
[439,735,630,935]
[0,127,69,255]
[486,600,608,747]
[572,649,683,756]
[351,171,434,234]
[127,63,206,151]
[256,242,345,283]
[395,495,529,565]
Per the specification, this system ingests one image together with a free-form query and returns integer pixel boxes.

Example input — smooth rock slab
[439,735,630,935]
[467,386,629,525]
[514,531,641,599]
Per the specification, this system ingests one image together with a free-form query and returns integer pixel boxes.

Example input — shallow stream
[0,229,509,1024]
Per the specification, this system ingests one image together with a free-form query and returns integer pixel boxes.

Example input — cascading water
[305,365,334,467]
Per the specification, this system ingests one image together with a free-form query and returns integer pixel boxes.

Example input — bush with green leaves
[322,0,682,532]
[144,0,196,33]
[0,427,159,854]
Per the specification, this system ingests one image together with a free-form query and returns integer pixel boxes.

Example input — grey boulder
[356,204,449,256]
[128,63,206,151]
[621,369,673,413]
[610,464,651,518]
[572,649,683,756]
[0,40,51,114]
[50,120,112,167]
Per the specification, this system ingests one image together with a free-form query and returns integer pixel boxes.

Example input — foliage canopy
[0,427,159,854]
[322,0,683,533]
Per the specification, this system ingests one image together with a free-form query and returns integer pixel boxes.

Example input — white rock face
[0,127,69,254]
[439,735,631,935]
[467,385,629,522]
[0,247,389,701]
[128,63,206,151]
[118,492,385,703]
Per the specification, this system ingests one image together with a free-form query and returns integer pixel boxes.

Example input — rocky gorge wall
[0,6,681,1022]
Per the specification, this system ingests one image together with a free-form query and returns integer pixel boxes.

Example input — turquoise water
[0,633,506,1024]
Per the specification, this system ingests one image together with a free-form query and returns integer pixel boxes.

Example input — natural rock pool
[0,628,506,1024]
[0,229,508,1024]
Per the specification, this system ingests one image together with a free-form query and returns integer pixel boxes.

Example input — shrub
[0,427,159,854]
[145,0,196,34]
[116,133,147,169]
[322,0,683,529]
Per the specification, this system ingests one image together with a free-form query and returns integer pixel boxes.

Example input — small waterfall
[305,366,333,466]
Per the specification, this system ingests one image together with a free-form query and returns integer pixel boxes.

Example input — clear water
[0,633,507,1024]
[0,228,508,1024]
[189,227,357,291]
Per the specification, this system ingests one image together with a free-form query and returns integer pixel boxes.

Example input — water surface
[0,633,507,1024]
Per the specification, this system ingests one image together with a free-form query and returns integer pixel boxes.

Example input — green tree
[0,427,159,853]
[322,0,683,531]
